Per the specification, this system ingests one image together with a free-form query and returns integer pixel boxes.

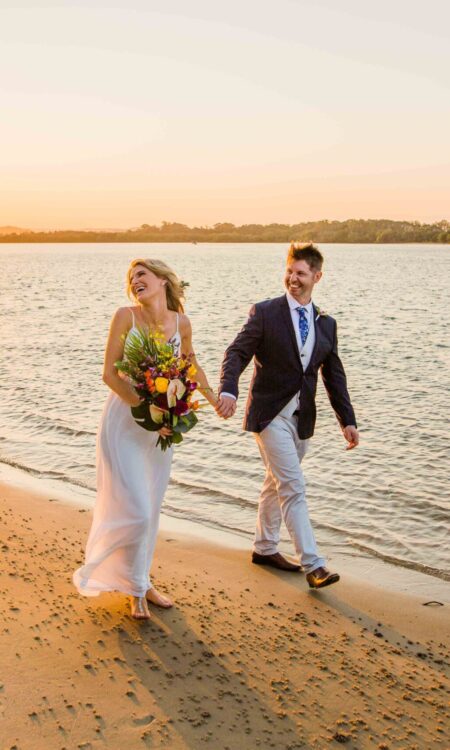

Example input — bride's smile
[130,265,165,302]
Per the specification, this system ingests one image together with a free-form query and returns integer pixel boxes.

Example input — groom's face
[284,259,322,300]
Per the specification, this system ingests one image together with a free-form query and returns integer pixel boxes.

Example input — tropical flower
[150,404,166,423]
[167,378,186,408]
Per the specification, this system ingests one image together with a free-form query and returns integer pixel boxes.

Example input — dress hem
[73,572,152,599]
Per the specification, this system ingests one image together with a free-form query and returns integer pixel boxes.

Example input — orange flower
[192,400,199,410]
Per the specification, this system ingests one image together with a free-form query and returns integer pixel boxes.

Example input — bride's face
[130,265,166,303]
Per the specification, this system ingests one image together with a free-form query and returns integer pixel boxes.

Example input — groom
[217,242,359,589]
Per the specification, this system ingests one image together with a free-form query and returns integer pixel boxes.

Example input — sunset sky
[1,0,449,229]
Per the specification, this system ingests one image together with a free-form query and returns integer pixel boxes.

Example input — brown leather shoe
[306,566,340,589]
[252,551,301,572]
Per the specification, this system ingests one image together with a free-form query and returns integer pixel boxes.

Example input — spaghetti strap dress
[73,311,181,597]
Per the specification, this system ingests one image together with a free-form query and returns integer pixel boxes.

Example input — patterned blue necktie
[297,306,309,346]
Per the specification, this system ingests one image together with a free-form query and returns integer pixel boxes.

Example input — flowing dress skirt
[73,392,173,597]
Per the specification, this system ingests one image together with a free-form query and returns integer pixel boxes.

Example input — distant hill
[83,227,129,232]
[0,219,449,243]
[0,225,28,235]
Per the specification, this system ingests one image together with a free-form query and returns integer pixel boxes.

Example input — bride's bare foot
[146,587,173,608]
[131,596,151,620]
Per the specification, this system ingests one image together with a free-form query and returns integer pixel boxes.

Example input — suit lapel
[305,303,322,372]
[280,296,302,367]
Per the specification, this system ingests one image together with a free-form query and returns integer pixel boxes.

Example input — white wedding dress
[73,312,181,598]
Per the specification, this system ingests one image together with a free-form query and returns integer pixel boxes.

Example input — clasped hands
[215,394,237,420]
[158,394,236,435]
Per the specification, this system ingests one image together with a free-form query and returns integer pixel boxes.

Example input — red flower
[155,393,168,409]
[174,400,189,416]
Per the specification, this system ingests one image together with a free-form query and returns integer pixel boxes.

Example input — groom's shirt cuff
[220,392,237,400]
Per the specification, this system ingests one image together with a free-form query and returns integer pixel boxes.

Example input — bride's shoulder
[109,307,135,334]
[178,312,191,333]
[112,306,135,322]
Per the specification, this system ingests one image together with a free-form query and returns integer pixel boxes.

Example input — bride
[73,258,218,619]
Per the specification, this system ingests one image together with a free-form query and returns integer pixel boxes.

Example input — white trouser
[253,413,326,574]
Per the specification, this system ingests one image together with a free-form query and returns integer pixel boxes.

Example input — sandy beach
[1,479,449,750]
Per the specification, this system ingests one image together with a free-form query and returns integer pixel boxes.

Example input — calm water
[1,243,449,579]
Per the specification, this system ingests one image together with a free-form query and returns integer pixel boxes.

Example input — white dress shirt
[286,293,315,370]
[277,294,316,418]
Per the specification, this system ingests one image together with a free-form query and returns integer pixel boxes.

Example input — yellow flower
[187,364,197,378]
[154,377,169,393]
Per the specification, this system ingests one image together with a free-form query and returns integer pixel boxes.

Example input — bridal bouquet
[115,328,200,451]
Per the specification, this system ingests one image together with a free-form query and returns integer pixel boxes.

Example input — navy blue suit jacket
[219,295,357,439]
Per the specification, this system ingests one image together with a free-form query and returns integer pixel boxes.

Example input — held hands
[343,425,359,450]
[216,394,237,420]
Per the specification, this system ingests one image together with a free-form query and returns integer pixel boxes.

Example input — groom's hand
[216,394,237,419]
[343,425,359,450]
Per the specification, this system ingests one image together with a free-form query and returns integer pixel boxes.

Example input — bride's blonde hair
[126,258,186,313]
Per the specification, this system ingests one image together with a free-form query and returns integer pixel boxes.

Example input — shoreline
[1,475,449,749]
[1,237,449,246]
[1,458,449,604]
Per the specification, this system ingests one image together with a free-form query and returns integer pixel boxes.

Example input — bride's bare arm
[102,308,141,407]
[179,315,218,408]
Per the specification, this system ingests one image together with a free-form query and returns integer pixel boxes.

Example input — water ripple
[1,242,449,577]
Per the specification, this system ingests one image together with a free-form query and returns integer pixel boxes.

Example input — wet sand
[1,480,449,749]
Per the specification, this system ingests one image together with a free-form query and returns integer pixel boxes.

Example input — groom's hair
[288,242,323,271]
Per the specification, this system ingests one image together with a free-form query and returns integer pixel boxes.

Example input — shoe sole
[308,574,340,589]
[252,558,301,572]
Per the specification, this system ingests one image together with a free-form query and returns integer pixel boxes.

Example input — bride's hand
[209,394,219,409]
[158,426,173,437]
[200,387,218,408]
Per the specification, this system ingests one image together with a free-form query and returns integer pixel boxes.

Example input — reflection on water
[1,242,449,579]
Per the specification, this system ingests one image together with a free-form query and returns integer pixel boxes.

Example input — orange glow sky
[1,1,449,230]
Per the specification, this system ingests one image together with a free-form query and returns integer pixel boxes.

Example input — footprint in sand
[133,713,155,726]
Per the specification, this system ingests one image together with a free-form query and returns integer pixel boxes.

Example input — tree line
[1,219,449,243]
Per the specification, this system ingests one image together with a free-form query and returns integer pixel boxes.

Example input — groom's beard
[285,281,307,296]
